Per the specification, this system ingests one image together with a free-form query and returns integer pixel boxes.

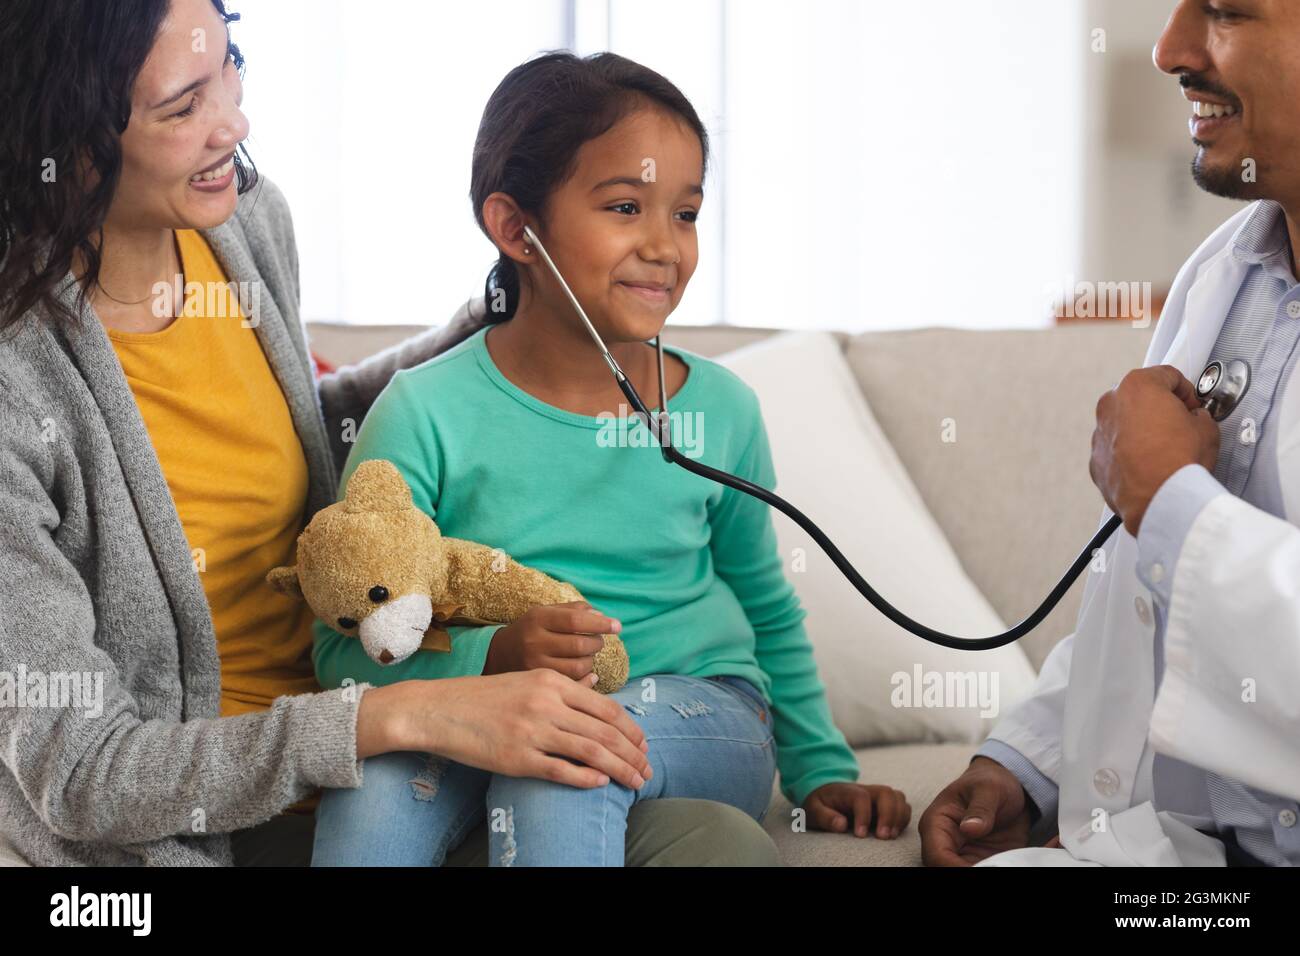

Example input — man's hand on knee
[919,756,1033,866]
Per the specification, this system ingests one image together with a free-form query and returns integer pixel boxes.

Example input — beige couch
[0,315,1154,867]
[307,315,1156,866]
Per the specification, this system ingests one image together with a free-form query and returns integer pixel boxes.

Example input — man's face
[1154,0,1300,202]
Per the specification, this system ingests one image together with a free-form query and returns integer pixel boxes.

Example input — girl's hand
[483,601,621,682]
[371,670,652,790]
[804,783,912,838]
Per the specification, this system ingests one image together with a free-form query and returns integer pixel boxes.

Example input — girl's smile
[615,279,673,308]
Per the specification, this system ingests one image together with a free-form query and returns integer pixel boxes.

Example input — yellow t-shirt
[107,229,322,811]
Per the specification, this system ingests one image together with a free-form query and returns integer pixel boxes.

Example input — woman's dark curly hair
[470,51,709,324]
[0,0,257,331]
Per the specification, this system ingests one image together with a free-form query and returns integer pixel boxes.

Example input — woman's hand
[357,670,651,790]
[483,601,621,682]
[804,782,912,838]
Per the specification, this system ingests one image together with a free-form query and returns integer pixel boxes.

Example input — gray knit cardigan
[0,177,489,864]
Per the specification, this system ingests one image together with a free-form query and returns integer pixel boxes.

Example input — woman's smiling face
[111,0,250,232]
[532,106,704,344]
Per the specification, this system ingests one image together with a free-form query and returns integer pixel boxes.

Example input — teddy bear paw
[592,633,630,694]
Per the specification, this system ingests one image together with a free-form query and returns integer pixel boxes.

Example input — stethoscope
[522,226,1252,651]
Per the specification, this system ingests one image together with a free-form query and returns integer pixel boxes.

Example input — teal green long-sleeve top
[312,324,859,806]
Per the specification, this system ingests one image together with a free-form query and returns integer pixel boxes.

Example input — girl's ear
[482,192,534,265]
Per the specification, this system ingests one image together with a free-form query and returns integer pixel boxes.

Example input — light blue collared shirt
[979,200,1300,865]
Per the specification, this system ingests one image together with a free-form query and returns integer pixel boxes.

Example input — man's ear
[266,565,304,600]
[481,191,534,265]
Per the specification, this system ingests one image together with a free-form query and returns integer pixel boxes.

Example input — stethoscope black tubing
[616,375,1123,651]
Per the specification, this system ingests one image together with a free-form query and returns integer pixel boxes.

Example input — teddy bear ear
[266,565,305,600]
[343,459,413,514]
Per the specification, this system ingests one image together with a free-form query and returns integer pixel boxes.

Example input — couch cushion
[844,323,1154,669]
[717,332,1037,747]
[765,742,978,865]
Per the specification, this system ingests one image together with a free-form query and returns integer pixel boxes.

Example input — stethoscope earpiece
[522,224,539,257]
[1196,359,1251,422]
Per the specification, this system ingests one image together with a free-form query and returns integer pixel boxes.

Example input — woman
[0,0,780,866]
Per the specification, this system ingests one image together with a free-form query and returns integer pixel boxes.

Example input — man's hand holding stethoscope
[1090,365,1223,538]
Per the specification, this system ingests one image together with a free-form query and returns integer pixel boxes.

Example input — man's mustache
[1180,72,1241,108]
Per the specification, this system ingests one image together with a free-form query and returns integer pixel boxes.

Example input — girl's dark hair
[470,51,709,323]
[0,0,257,331]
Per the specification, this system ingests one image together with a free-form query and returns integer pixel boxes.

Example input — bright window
[233,0,1082,330]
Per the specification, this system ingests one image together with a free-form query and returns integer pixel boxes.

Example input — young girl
[310,51,911,866]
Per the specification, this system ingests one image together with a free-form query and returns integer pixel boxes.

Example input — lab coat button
[1149,562,1164,584]
[1287,301,1300,319]
[1279,809,1297,828]
[1134,596,1152,627]
[1093,768,1120,797]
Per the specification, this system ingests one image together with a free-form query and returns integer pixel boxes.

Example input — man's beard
[1190,144,1255,200]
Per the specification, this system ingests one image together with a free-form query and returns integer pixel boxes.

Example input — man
[921,0,1300,866]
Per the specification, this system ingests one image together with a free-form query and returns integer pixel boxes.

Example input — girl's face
[110,0,250,233]
[533,106,703,343]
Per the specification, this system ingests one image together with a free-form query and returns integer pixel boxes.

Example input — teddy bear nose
[378,649,394,664]
[369,585,389,603]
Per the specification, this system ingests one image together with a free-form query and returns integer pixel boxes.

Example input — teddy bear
[266,458,629,694]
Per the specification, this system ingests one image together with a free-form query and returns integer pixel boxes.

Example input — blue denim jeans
[312,674,777,866]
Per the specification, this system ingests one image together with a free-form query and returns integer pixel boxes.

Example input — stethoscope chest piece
[1196,359,1251,421]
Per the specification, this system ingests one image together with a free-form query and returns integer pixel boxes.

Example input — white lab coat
[982,201,1300,867]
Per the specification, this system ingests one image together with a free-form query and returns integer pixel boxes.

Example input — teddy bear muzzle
[358,592,434,665]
